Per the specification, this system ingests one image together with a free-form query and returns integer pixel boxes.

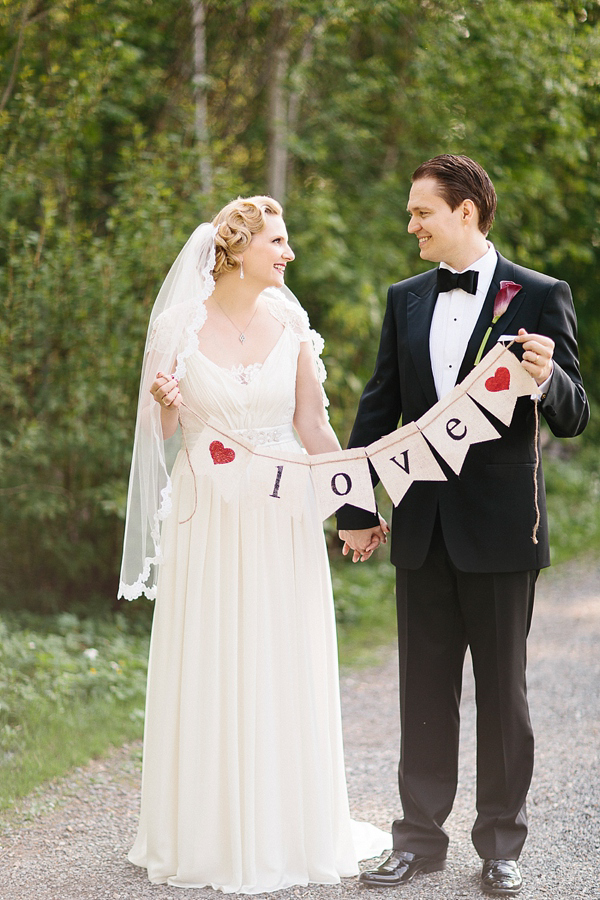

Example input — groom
[337,155,589,895]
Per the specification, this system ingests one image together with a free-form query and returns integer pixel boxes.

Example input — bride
[119,195,390,892]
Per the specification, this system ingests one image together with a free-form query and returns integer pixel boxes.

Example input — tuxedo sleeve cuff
[336,504,380,532]
[532,362,554,400]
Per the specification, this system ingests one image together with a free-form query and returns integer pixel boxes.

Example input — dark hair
[411,155,497,235]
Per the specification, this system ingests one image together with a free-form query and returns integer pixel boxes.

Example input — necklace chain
[216,300,259,343]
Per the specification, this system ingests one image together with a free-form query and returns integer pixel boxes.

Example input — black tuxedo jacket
[337,253,589,572]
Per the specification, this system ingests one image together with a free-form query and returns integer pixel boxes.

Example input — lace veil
[118,222,327,600]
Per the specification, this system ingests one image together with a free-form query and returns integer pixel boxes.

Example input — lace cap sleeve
[263,287,329,408]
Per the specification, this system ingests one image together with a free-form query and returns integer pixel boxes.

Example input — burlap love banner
[181,344,537,520]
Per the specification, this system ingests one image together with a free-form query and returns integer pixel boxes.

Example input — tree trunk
[286,17,325,187]
[190,0,212,196]
[267,41,290,203]
[0,1,40,114]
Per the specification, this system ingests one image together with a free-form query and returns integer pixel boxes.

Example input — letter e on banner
[417,386,501,475]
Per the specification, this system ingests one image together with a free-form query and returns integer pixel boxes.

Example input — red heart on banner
[209,440,236,464]
[485,367,511,392]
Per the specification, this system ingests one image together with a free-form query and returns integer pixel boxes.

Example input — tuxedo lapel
[407,271,439,408]
[456,254,526,382]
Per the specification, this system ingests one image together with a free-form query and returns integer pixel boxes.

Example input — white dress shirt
[430,244,498,399]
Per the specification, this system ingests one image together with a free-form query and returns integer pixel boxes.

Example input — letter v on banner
[309,448,377,521]
[367,422,446,506]
[416,384,501,475]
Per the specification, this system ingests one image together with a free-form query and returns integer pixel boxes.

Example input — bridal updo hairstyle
[412,154,497,236]
[211,195,283,278]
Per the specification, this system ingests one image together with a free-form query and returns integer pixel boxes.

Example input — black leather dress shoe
[358,849,446,888]
[481,859,523,895]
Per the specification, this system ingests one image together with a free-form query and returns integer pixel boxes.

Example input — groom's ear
[460,198,479,227]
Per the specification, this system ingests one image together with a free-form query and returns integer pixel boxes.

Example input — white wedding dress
[128,298,391,892]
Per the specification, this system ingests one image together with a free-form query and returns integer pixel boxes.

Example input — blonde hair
[211,195,283,278]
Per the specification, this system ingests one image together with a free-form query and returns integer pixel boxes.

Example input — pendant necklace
[217,300,259,343]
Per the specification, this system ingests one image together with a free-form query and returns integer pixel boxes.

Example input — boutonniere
[473,281,522,366]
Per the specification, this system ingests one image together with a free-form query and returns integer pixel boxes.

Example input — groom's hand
[515,329,555,385]
[339,524,388,563]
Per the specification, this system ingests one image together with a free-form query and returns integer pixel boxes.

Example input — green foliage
[0,610,150,809]
[1,0,598,611]
[331,554,397,667]
[544,445,600,564]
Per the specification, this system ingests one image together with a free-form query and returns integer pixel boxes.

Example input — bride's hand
[339,526,386,563]
[150,371,182,410]
[378,514,390,539]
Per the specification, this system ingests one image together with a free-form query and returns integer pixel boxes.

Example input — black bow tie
[437,267,479,295]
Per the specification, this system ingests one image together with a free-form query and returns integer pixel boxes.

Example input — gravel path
[1,559,598,899]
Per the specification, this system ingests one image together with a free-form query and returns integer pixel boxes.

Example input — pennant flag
[367,422,447,506]
[461,343,537,426]
[309,448,377,521]
[191,422,254,503]
[246,449,312,519]
[417,385,501,475]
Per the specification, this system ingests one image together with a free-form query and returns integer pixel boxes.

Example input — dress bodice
[179,324,299,436]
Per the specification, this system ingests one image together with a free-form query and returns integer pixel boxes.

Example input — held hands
[150,371,182,410]
[339,516,390,563]
[514,329,554,385]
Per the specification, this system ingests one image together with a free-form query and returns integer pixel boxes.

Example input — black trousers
[392,517,537,860]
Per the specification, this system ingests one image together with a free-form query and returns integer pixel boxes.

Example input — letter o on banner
[331,472,352,496]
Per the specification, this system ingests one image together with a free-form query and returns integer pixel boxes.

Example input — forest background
[1,0,599,615]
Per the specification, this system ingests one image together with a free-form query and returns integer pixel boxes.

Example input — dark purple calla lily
[474,281,522,366]
[493,280,522,319]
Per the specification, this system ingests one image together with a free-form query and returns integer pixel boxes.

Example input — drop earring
[239,259,244,280]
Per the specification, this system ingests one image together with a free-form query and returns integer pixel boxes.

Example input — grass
[0,697,143,808]
[544,447,600,564]
[0,612,148,812]
[331,553,397,667]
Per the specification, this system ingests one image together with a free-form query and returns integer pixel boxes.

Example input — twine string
[178,405,198,524]
[532,397,541,545]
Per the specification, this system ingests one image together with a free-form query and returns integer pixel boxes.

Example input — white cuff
[531,361,554,400]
